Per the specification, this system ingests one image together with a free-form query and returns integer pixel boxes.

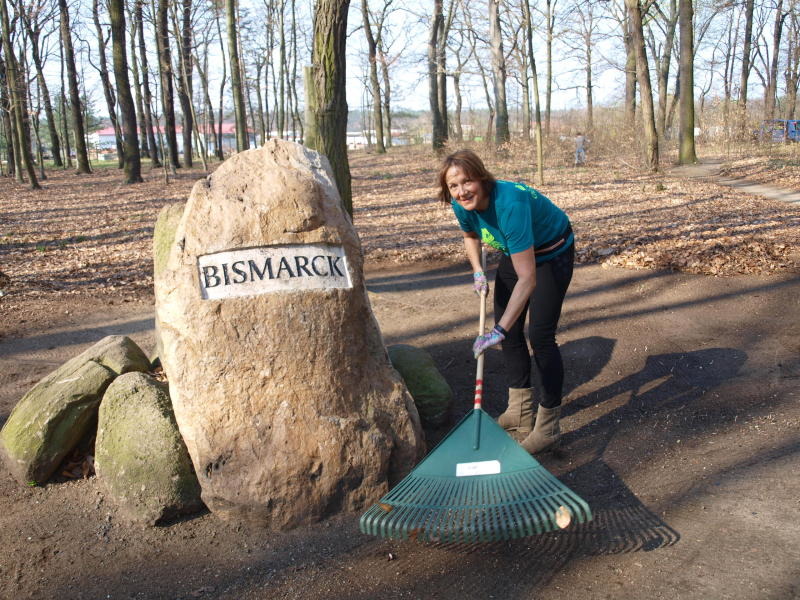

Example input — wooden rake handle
[472,246,488,450]
[474,246,488,411]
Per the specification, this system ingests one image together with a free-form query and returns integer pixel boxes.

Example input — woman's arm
[463,231,483,272]
[497,247,536,331]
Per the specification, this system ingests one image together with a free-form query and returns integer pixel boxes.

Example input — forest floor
[0,142,799,599]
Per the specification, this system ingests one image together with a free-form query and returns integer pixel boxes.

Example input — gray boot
[497,388,534,436]
[521,405,561,454]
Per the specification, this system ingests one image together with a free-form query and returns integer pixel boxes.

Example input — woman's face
[445,165,489,212]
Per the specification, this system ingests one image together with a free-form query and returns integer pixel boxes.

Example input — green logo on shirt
[481,228,506,252]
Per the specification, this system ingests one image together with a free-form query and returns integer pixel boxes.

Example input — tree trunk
[379,43,392,148]
[0,58,15,177]
[738,0,754,138]
[545,0,554,136]
[21,17,63,168]
[437,1,453,140]
[584,31,594,132]
[255,61,266,144]
[306,0,352,215]
[93,0,124,167]
[290,0,303,141]
[58,0,90,173]
[519,50,531,141]
[765,1,787,121]
[214,6,226,159]
[476,57,495,144]
[136,0,160,166]
[655,0,678,141]
[195,55,220,159]
[109,0,143,182]
[156,0,180,168]
[277,0,286,137]
[126,3,148,159]
[226,0,248,151]
[58,43,72,168]
[452,72,463,142]
[361,0,384,153]
[0,0,40,188]
[627,0,658,171]
[428,0,446,151]
[786,13,800,119]
[490,0,509,144]
[624,4,637,129]
[175,0,194,166]
[678,0,697,164]
[524,0,544,185]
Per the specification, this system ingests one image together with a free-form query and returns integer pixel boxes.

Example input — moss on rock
[0,335,151,485]
[388,344,453,428]
[95,372,203,525]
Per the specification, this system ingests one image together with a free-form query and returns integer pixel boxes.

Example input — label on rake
[456,460,501,477]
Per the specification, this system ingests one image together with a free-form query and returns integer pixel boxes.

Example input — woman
[438,149,574,454]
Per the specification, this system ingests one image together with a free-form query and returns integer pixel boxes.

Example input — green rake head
[360,409,592,543]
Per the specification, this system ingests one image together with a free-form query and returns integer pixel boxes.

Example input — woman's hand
[473,271,488,296]
[472,325,506,358]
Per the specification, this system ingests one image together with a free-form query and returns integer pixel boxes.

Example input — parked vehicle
[759,119,800,142]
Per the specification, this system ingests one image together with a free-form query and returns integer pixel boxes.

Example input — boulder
[155,139,425,528]
[388,344,453,428]
[95,372,203,524]
[153,201,187,364]
[0,336,151,484]
[153,201,186,279]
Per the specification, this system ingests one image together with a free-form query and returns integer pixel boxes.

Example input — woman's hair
[437,149,496,204]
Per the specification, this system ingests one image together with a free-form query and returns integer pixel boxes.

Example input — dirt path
[669,159,800,204]
[1,259,798,599]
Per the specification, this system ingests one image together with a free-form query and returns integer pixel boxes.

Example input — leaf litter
[1,147,798,320]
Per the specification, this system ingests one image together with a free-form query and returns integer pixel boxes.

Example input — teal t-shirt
[451,180,572,262]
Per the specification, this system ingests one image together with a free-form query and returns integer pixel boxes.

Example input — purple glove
[473,271,488,296]
[473,325,506,358]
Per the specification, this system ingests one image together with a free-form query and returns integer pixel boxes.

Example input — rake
[360,248,592,543]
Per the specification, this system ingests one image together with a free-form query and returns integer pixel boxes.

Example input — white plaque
[197,244,352,300]
[455,460,502,477]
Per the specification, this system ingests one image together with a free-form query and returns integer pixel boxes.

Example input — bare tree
[522,0,543,184]
[785,4,800,118]
[0,0,40,187]
[563,0,602,133]
[306,0,351,215]
[58,0,91,173]
[18,0,63,167]
[361,0,384,152]
[155,0,180,168]
[171,0,194,166]
[646,0,678,140]
[135,0,160,166]
[764,0,788,121]
[678,0,696,163]
[489,0,509,144]
[109,0,143,181]
[428,0,446,150]
[92,0,124,166]
[738,0,755,136]
[226,0,248,151]
[626,0,658,170]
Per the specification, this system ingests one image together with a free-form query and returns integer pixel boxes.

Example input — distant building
[346,129,409,149]
[89,123,259,158]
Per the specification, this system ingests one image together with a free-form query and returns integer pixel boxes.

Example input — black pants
[493,243,574,408]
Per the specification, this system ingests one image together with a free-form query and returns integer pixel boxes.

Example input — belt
[535,223,573,256]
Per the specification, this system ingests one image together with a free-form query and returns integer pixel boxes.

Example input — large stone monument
[155,140,425,528]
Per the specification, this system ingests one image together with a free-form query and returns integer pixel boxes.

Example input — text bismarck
[201,255,346,287]
[197,244,352,300]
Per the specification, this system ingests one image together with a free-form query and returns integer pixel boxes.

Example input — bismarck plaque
[198,244,351,299]
[154,139,424,529]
